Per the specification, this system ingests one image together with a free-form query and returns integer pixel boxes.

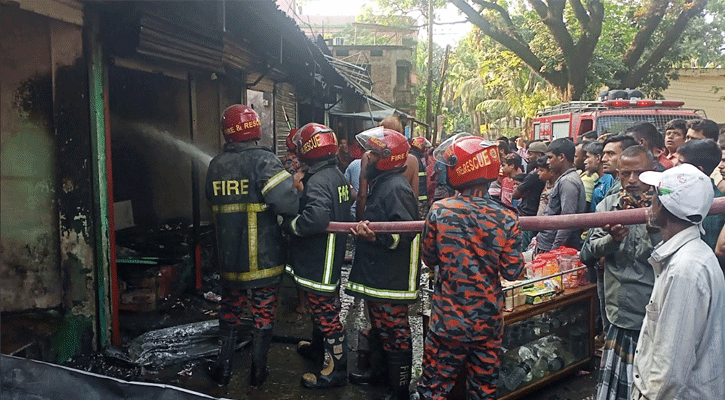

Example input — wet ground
[63,262,599,400]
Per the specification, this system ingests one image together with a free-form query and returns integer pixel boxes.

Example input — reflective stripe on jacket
[288,159,352,295]
[206,142,298,289]
[346,169,420,304]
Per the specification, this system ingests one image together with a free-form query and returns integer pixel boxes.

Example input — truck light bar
[602,99,685,108]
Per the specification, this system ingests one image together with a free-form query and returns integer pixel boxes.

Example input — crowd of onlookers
[284,116,725,400]
[487,118,725,400]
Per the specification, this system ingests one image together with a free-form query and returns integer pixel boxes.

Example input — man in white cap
[632,163,725,399]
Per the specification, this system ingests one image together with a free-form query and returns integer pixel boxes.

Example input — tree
[449,0,712,100]
[440,31,561,137]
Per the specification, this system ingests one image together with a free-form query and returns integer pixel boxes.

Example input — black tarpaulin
[1,354,232,400]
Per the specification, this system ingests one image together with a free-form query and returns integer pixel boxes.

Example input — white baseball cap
[639,163,713,232]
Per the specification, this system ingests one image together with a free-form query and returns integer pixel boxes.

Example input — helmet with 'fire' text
[356,127,410,171]
[221,104,261,143]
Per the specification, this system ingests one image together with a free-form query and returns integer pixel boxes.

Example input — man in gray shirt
[583,146,660,400]
[535,138,587,252]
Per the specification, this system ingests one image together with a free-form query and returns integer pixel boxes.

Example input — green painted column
[86,10,114,348]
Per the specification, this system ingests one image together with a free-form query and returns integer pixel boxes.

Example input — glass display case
[496,284,596,399]
[446,283,597,400]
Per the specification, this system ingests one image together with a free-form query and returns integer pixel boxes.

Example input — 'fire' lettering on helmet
[213,180,250,196]
[300,134,322,154]
[390,153,406,162]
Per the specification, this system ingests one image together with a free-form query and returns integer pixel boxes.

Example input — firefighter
[283,123,352,389]
[205,105,299,387]
[346,127,419,400]
[417,134,524,400]
[410,136,432,218]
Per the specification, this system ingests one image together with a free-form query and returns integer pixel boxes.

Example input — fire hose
[326,197,725,234]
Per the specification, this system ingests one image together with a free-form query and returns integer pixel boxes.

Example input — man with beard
[632,164,725,399]
[346,127,419,400]
[582,146,660,400]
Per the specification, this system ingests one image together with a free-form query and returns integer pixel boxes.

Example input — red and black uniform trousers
[418,333,501,400]
[219,285,278,330]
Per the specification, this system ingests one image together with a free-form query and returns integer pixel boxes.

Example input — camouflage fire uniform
[417,187,524,400]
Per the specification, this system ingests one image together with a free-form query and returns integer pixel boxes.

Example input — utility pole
[425,0,433,139]
[432,44,450,145]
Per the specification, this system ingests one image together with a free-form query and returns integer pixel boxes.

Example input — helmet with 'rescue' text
[433,133,499,189]
[292,123,338,163]
[221,104,261,143]
[356,127,410,171]
[410,136,432,153]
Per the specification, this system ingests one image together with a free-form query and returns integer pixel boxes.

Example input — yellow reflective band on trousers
[212,202,271,279]
[418,171,426,177]
[222,265,284,281]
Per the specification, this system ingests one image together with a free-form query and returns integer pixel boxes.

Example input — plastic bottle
[503,361,532,390]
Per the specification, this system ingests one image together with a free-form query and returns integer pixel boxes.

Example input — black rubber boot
[349,329,387,386]
[208,322,237,385]
[250,328,273,387]
[301,331,348,388]
[380,349,412,400]
[297,327,324,365]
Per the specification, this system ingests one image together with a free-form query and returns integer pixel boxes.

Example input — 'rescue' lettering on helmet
[454,146,498,176]
[300,134,323,154]
[369,136,386,149]
[224,119,260,135]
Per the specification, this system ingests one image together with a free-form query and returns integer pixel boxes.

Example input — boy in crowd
[663,119,687,166]
[536,158,555,217]
[500,153,524,208]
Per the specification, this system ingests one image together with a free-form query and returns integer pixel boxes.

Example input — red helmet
[410,136,432,153]
[286,129,298,151]
[221,104,261,143]
[433,133,499,189]
[293,123,338,163]
[356,127,410,171]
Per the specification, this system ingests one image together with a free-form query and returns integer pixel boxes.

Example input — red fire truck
[531,90,707,142]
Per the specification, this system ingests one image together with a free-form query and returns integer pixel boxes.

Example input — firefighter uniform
[417,135,524,400]
[285,123,352,389]
[346,168,420,307]
[347,127,419,399]
[206,104,299,387]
